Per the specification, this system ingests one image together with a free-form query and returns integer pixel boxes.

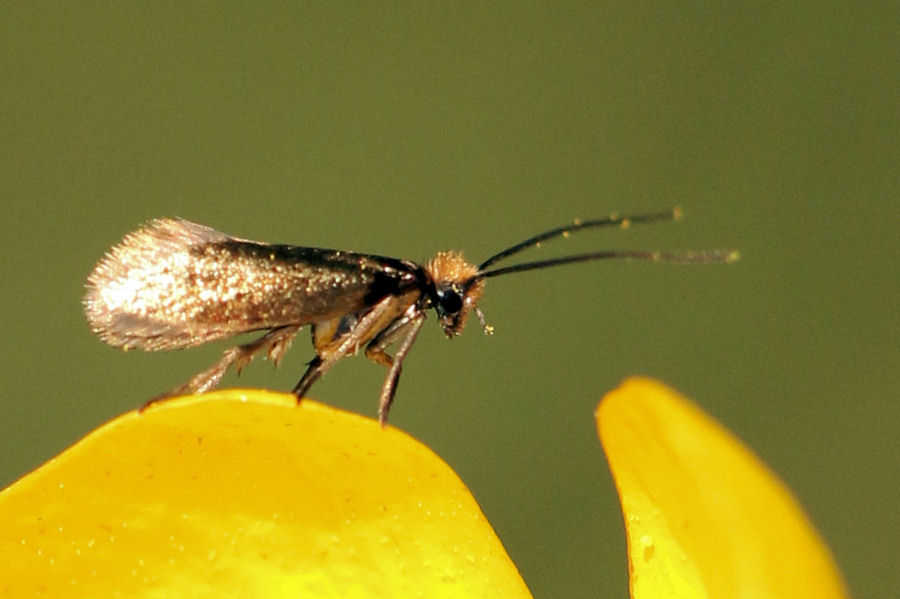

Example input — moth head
[424,251,486,338]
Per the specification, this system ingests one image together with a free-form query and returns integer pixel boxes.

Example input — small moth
[84,208,737,424]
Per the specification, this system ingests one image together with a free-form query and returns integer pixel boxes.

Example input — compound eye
[437,288,463,315]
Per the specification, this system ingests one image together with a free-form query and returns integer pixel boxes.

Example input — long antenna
[477,207,682,271]
[479,249,739,279]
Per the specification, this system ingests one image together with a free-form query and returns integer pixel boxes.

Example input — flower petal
[0,391,531,598]
[596,377,848,599]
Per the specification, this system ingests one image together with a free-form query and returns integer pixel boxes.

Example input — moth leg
[292,294,410,401]
[292,355,324,401]
[363,313,415,368]
[365,311,426,426]
[142,325,301,410]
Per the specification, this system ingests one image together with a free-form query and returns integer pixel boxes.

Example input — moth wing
[84,219,398,351]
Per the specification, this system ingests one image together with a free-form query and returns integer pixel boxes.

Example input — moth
[84,208,737,424]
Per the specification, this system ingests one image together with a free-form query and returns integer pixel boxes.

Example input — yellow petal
[0,390,531,598]
[596,377,848,599]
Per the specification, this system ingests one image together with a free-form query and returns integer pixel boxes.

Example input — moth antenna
[479,249,739,279]
[477,207,681,271]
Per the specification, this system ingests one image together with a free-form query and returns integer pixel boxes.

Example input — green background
[2,3,896,597]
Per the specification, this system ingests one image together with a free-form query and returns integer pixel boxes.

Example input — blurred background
[2,3,896,597]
